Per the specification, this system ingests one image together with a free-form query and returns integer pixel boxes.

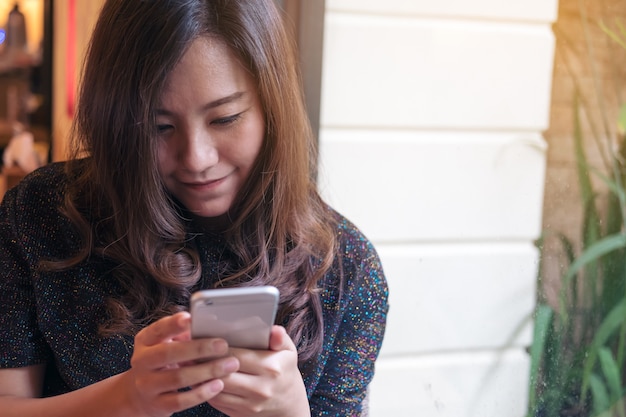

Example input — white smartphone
[190,285,280,349]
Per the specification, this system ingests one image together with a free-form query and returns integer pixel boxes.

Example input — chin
[191,209,227,219]
[191,203,232,219]
[176,194,234,220]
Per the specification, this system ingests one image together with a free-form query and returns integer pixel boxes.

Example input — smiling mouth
[181,174,228,189]
[186,179,220,186]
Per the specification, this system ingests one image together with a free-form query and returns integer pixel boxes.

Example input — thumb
[268,325,296,352]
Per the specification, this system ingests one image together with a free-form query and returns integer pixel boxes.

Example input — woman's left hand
[207,325,310,417]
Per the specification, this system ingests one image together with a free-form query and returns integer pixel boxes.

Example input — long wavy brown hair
[54,0,338,362]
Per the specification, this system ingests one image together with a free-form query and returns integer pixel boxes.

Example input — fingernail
[222,358,238,373]
[176,312,190,325]
[212,339,228,352]
[205,379,224,395]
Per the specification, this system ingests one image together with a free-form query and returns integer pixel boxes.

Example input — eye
[156,124,174,134]
[212,112,243,126]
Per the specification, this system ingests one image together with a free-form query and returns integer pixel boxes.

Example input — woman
[0,1,388,416]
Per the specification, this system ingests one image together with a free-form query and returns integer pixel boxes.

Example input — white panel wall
[373,243,536,356]
[368,350,530,417]
[318,1,557,416]
[320,15,554,130]
[329,0,557,22]
[318,131,546,242]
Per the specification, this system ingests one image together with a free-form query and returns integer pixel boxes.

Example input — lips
[184,177,224,188]
[185,178,222,186]
[178,172,231,192]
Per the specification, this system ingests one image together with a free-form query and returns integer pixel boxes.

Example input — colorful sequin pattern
[0,162,389,416]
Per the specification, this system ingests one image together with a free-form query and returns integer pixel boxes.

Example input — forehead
[160,36,254,101]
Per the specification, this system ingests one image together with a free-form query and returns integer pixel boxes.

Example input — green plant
[526,12,626,417]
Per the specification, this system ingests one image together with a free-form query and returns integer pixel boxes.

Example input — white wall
[317,1,558,416]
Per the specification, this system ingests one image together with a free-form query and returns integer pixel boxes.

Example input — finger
[158,378,225,414]
[218,370,256,397]
[133,337,230,370]
[228,329,294,374]
[208,389,251,416]
[268,325,296,352]
[173,329,192,342]
[135,312,191,347]
[138,356,240,393]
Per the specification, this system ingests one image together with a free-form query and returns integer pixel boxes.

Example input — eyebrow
[156,91,246,115]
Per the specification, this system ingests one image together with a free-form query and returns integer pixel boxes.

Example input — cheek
[241,119,265,165]
[240,137,264,174]
[156,142,174,176]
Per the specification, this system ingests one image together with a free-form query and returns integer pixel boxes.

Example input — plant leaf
[600,20,626,52]
[619,103,626,134]
[598,347,622,403]
[580,299,626,402]
[560,234,626,321]
[527,304,554,415]
[590,373,610,416]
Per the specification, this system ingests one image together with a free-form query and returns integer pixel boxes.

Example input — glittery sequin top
[0,162,389,416]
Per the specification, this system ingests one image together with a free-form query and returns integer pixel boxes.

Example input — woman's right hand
[123,311,240,417]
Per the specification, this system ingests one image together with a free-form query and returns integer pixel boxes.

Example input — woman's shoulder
[328,207,379,260]
[323,207,387,298]
[1,162,69,223]
[6,161,69,198]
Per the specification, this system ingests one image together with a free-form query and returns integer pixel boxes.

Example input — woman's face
[156,37,265,220]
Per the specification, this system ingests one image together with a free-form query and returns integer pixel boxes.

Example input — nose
[179,127,218,172]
